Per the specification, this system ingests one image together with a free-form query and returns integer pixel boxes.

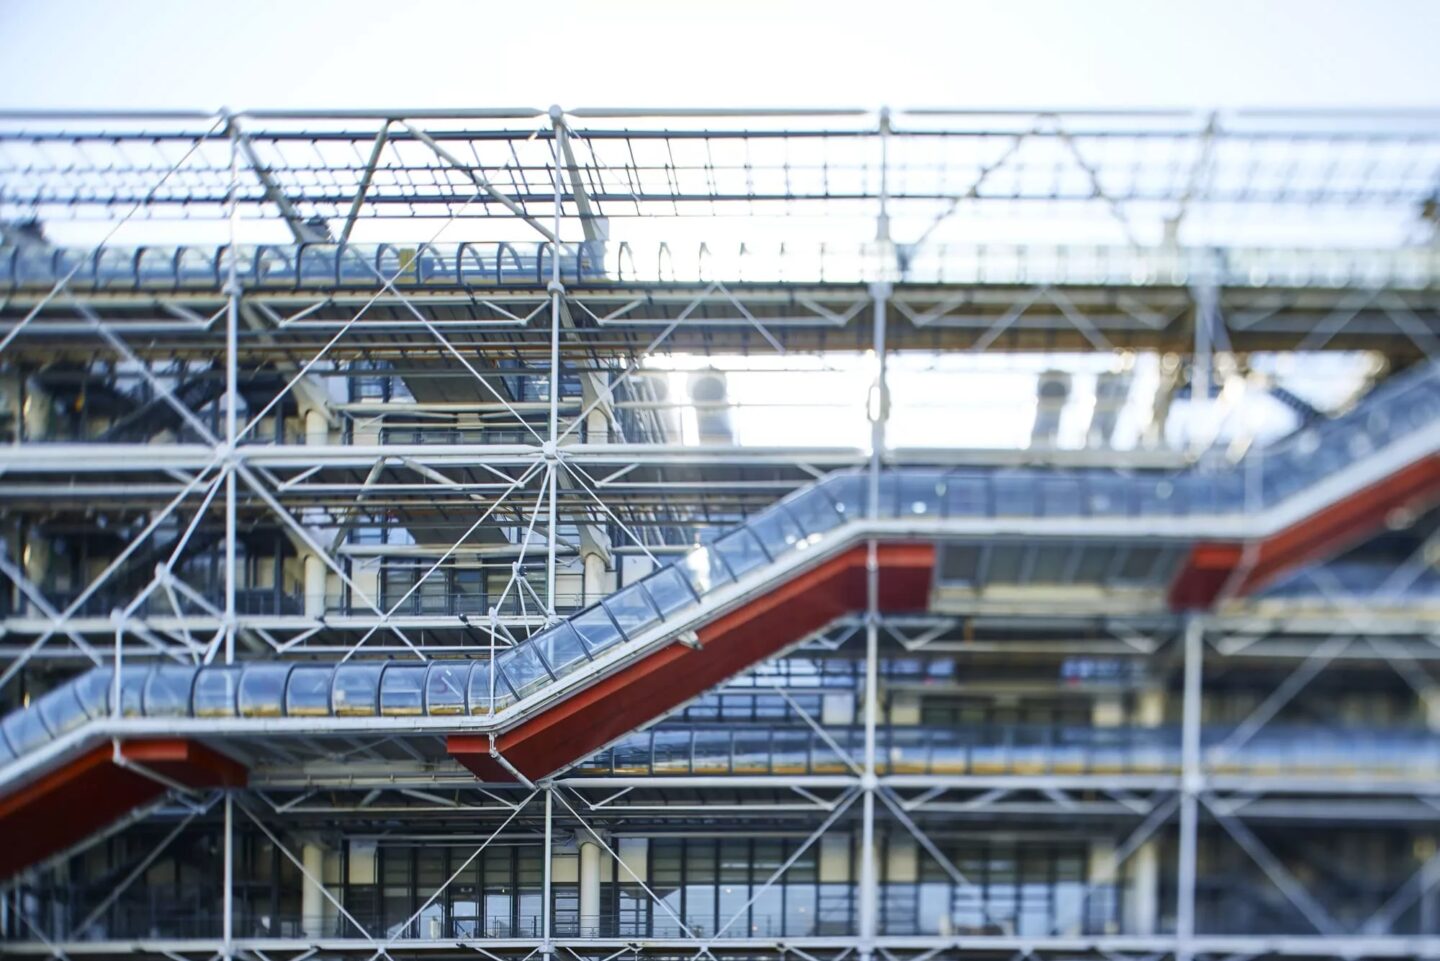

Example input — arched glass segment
[379,665,427,716]
[143,667,197,717]
[285,666,335,717]
[425,662,471,716]
[602,584,662,636]
[237,664,292,718]
[333,664,383,717]
[193,667,240,718]
[567,609,621,657]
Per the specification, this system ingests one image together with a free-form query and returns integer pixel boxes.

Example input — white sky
[0,0,1437,112]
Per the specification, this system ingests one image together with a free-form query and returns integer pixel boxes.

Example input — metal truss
[2,106,1439,961]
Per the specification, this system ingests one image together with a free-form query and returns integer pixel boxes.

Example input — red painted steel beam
[1168,454,1440,609]
[451,542,934,782]
[0,739,246,879]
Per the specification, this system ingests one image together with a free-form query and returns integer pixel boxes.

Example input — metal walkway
[0,358,1438,875]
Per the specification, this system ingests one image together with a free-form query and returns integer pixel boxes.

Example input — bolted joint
[548,105,564,123]
[546,279,566,296]
[867,280,892,300]
[859,772,879,792]
[540,439,558,460]
[675,630,702,650]
[221,280,243,298]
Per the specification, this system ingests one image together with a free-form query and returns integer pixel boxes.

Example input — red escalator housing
[1168,453,1440,609]
[451,542,935,782]
[0,739,247,878]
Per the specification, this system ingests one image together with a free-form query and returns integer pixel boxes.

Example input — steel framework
[0,107,1439,961]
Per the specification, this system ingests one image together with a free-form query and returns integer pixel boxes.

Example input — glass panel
[897,473,944,517]
[680,544,733,595]
[824,473,867,520]
[785,487,844,536]
[380,665,427,716]
[497,646,551,700]
[193,667,240,718]
[1037,477,1082,516]
[0,725,14,764]
[545,619,601,667]
[333,664,383,716]
[1174,474,1216,516]
[603,584,661,636]
[453,569,486,614]
[1138,478,1179,515]
[143,666,196,717]
[286,666,334,717]
[747,507,807,559]
[1084,475,1131,516]
[238,664,291,717]
[944,473,991,516]
[467,660,516,714]
[117,666,149,717]
[712,529,769,578]
[639,567,697,618]
[994,474,1038,516]
[73,667,114,719]
[1,708,50,754]
[35,683,87,736]
[426,662,471,715]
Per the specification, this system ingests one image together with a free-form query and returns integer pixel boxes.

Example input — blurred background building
[0,104,1437,961]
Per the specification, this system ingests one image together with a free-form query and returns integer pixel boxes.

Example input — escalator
[0,360,1436,877]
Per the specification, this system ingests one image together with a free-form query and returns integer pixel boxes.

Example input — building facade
[0,107,1439,961]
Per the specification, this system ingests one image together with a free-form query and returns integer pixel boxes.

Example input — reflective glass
[117,666,148,717]
[238,664,291,717]
[1084,474,1130,516]
[638,567,697,618]
[35,683,87,736]
[563,611,617,658]
[993,475,1038,516]
[824,473,866,520]
[286,666,334,716]
[467,660,516,714]
[1138,478,1179,515]
[1172,474,1212,516]
[497,646,551,699]
[426,662,471,715]
[680,545,733,595]
[333,664,382,716]
[1036,477,1082,517]
[747,507,807,559]
[897,473,944,517]
[0,726,14,764]
[73,668,113,719]
[193,667,240,717]
[379,665,427,716]
[944,474,991,516]
[712,529,769,578]
[2,707,51,754]
[143,666,196,717]
[784,487,844,536]
[603,584,661,636]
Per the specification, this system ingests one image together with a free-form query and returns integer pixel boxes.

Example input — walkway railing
[1,360,1438,775]
[4,242,1440,291]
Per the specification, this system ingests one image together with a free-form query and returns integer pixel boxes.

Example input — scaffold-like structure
[0,106,1439,961]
